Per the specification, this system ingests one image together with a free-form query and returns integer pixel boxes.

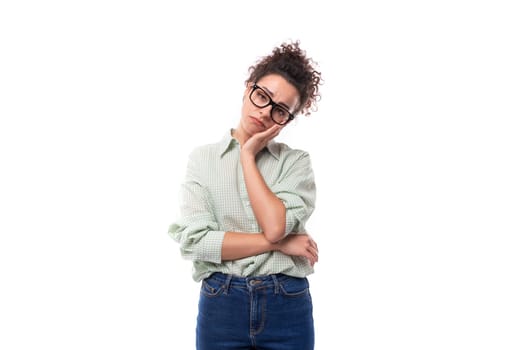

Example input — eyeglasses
[249,84,295,125]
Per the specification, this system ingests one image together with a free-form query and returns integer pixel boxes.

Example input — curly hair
[246,41,322,116]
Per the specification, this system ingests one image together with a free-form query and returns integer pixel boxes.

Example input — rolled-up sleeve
[168,150,225,264]
[272,151,316,235]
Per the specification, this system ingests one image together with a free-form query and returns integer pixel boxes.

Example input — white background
[1,1,524,349]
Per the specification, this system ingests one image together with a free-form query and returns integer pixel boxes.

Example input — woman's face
[239,74,300,136]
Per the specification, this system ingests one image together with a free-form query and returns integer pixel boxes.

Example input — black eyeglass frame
[249,84,295,125]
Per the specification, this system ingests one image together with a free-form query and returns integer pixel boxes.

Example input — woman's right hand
[276,234,318,266]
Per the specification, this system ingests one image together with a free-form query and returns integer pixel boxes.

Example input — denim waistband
[206,272,303,293]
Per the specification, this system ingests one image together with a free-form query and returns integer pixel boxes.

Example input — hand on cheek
[242,125,283,157]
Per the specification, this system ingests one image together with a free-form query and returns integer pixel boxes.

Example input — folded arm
[221,231,318,266]
[241,150,316,244]
[169,145,318,265]
[240,152,286,242]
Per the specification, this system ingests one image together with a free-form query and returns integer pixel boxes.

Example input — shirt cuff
[284,206,307,235]
[193,230,225,264]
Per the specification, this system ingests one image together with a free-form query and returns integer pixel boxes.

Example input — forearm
[221,231,319,267]
[240,153,286,242]
[221,231,279,261]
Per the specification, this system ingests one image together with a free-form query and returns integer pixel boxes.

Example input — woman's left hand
[241,125,282,158]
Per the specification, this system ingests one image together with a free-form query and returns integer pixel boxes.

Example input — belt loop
[223,274,233,295]
[271,274,279,294]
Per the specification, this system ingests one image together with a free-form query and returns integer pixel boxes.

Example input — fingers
[307,245,318,260]
[279,233,319,267]
[243,125,282,156]
[305,237,318,266]
[307,252,317,266]
[307,235,318,256]
[258,124,282,142]
[309,236,318,254]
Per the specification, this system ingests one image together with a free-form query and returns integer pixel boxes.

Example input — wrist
[270,240,281,252]
[240,149,256,162]
[240,153,256,167]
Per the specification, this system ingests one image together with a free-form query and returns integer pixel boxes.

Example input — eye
[256,91,269,102]
[275,106,287,117]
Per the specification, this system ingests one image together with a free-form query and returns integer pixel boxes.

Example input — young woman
[169,41,322,350]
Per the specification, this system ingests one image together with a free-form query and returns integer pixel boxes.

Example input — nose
[258,104,272,118]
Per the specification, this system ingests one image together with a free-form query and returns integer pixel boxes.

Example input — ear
[243,82,253,99]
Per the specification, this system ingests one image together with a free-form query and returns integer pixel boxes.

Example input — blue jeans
[197,272,314,350]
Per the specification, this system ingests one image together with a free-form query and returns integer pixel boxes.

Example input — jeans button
[249,280,260,286]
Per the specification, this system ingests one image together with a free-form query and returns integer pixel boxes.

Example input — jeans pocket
[201,277,225,297]
[278,276,310,297]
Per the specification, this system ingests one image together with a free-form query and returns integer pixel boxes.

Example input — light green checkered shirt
[168,130,316,282]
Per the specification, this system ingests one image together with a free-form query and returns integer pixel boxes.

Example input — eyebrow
[259,85,292,111]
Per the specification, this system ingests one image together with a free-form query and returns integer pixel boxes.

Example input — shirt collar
[218,130,238,157]
[219,129,280,160]
[266,141,280,159]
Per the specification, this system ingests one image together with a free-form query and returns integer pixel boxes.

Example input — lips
[249,116,265,128]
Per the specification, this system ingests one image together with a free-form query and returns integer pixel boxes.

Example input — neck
[231,127,249,146]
